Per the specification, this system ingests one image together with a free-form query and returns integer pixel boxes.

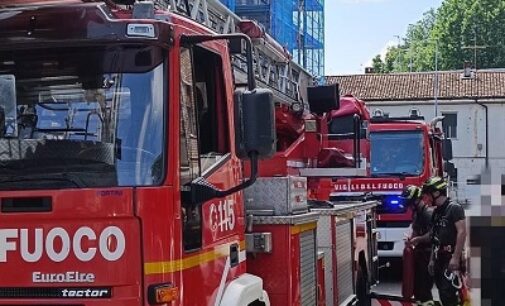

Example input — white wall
[365,99,505,206]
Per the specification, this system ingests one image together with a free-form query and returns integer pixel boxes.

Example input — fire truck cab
[330,111,453,260]
[0,1,279,305]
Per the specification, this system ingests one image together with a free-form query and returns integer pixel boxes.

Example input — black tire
[248,300,266,306]
[356,251,371,306]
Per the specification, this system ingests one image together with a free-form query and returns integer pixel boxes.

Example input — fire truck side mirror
[442,138,453,160]
[234,88,276,160]
[307,83,340,116]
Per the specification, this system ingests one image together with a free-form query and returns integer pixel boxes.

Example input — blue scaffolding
[221,0,325,77]
[219,0,236,11]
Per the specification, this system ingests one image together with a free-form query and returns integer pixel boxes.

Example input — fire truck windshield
[0,45,165,190]
[370,130,424,176]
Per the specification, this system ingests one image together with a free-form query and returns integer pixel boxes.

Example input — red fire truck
[0,0,387,305]
[328,111,454,262]
[0,0,456,304]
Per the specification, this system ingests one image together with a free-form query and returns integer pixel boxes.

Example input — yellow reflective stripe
[409,187,416,199]
[427,177,441,186]
[144,240,244,275]
[290,222,317,235]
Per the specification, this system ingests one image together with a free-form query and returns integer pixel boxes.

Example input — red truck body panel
[246,222,317,306]
[0,188,142,304]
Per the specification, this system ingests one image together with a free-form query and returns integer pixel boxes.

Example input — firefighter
[401,185,435,306]
[423,177,467,306]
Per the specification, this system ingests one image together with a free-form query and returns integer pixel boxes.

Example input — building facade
[220,0,325,76]
[327,70,505,206]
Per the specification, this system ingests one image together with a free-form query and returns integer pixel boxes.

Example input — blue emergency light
[380,195,407,213]
[384,195,403,205]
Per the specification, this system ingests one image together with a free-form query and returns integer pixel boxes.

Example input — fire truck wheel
[356,269,371,306]
[356,252,371,306]
[248,300,266,306]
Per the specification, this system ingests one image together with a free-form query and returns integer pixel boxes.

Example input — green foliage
[372,1,505,73]
[372,54,385,73]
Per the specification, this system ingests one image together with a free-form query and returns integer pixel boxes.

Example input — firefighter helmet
[422,176,447,194]
[400,185,422,200]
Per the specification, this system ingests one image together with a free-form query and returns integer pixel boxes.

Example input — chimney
[365,67,375,74]
[409,108,421,118]
[461,61,474,79]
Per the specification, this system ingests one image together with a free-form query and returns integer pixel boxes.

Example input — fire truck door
[179,44,245,304]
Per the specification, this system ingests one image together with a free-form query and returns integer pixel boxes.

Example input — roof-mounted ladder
[156,0,315,108]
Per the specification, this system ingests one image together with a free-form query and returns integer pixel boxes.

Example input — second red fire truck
[328,110,453,262]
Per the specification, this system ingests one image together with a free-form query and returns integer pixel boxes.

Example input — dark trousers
[414,248,434,302]
[434,254,461,306]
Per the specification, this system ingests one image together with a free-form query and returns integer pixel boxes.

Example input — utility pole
[408,24,414,72]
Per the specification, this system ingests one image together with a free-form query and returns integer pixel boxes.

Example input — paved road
[372,262,440,301]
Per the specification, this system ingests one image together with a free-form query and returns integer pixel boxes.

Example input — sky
[325,0,443,75]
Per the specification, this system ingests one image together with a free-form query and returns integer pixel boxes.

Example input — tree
[371,0,505,73]
[371,55,385,73]
[433,0,505,70]
[403,9,437,71]
[384,46,400,73]
[371,9,437,73]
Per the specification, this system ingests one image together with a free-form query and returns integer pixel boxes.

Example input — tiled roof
[325,70,505,101]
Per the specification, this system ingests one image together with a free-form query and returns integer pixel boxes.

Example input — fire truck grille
[336,220,354,304]
[0,286,109,299]
[299,229,317,306]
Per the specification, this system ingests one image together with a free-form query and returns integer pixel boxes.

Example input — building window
[442,112,457,139]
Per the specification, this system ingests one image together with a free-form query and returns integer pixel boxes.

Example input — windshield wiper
[0,172,86,188]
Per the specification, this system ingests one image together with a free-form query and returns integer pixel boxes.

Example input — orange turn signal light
[156,286,178,303]
[148,283,179,304]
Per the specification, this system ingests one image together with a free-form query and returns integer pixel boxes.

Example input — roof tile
[325,70,505,101]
